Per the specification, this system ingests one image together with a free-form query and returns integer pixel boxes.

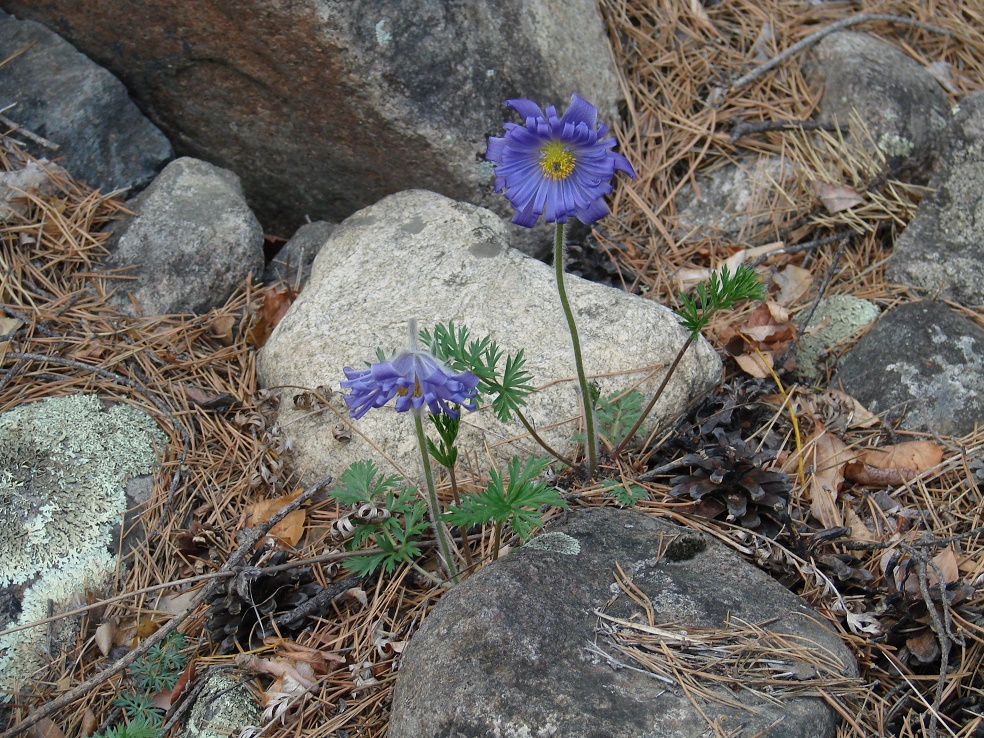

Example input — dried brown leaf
[807,430,853,528]
[858,441,944,472]
[813,181,865,212]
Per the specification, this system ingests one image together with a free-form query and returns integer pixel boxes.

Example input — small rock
[794,294,880,381]
[886,90,984,306]
[263,220,336,288]
[836,301,984,436]
[0,15,172,195]
[183,673,260,738]
[389,507,857,738]
[257,190,721,484]
[674,155,796,242]
[102,157,265,316]
[0,158,70,222]
[804,32,949,173]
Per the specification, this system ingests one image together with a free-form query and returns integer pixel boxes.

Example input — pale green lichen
[795,295,880,381]
[0,394,165,697]
[184,674,261,738]
[0,393,165,587]
[877,132,915,159]
[524,532,581,556]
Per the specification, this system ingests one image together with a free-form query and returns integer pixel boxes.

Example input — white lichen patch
[0,393,165,588]
[877,132,915,159]
[0,394,165,697]
[524,532,581,556]
[0,548,116,691]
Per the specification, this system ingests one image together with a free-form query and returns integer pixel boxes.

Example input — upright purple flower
[341,328,479,420]
[486,94,636,228]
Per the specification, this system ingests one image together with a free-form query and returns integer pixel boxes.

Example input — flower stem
[447,466,473,570]
[612,333,695,456]
[413,411,459,584]
[514,408,578,470]
[553,221,596,478]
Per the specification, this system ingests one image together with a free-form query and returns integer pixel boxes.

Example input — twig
[0,113,61,151]
[730,118,837,144]
[0,475,333,738]
[730,14,958,92]
[775,236,849,370]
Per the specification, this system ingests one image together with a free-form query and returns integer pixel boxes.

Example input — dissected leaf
[845,610,883,635]
[813,181,865,212]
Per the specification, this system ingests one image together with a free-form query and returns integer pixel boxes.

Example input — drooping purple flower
[485,94,636,228]
[341,344,479,421]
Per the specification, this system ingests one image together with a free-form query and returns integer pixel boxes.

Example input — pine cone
[204,549,327,653]
[670,427,792,535]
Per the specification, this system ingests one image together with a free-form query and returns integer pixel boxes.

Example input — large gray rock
[886,91,984,306]
[836,301,984,437]
[103,157,265,316]
[2,0,622,240]
[0,15,171,195]
[804,32,949,173]
[389,507,857,738]
[256,190,721,484]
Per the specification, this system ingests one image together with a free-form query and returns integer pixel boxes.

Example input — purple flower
[341,348,479,420]
[486,94,636,228]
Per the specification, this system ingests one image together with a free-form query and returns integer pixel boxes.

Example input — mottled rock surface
[257,190,721,484]
[0,14,171,194]
[836,301,984,436]
[794,295,880,381]
[102,157,264,315]
[2,0,621,240]
[886,91,984,306]
[389,507,857,738]
[805,31,949,173]
[0,394,164,697]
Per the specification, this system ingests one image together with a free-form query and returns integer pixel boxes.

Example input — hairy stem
[514,408,578,470]
[414,411,459,584]
[447,466,473,570]
[553,222,596,478]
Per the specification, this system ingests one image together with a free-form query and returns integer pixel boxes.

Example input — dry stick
[730,14,958,92]
[0,113,61,151]
[1,475,333,738]
[775,236,849,371]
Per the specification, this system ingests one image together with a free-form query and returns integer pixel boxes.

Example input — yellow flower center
[539,141,576,180]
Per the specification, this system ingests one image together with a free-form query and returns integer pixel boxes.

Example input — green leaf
[575,389,644,446]
[444,456,566,541]
[427,413,460,468]
[675,264,765,335]
[601,478,648,507]
[328,460,403,507]
[340,488,428,577]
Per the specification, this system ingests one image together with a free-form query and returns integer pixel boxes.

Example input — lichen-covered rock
[3,0,622,239]
[0,15,172,195]
[389,507,857,738]
[182,673,260,738]
[794,295,880,380]
[804,32,949,174]
[256,190,721,485]
[886,91,984,306]
[102,157,265,315]
[0,394,165,696]
[836,301,984,436]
